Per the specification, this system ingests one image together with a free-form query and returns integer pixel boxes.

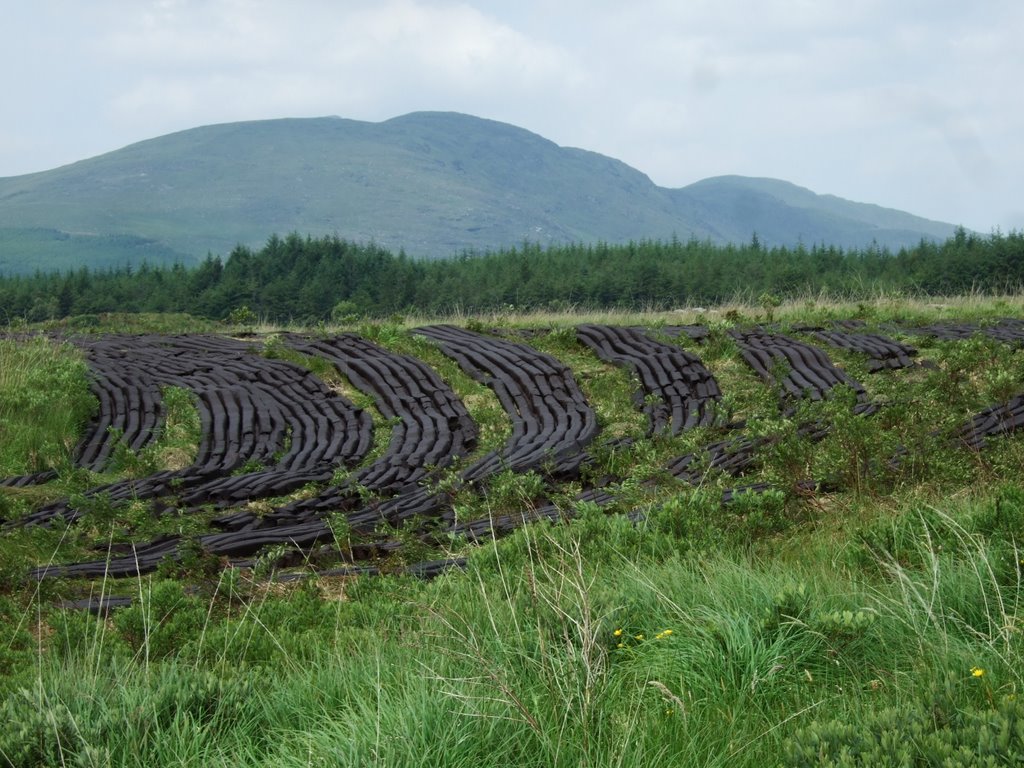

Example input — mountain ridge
[0,111,960,274]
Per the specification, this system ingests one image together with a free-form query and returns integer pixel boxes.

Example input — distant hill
[668,176,958,248]
[0,112,960,274]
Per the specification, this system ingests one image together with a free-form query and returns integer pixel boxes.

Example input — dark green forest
[1,227,1021,323]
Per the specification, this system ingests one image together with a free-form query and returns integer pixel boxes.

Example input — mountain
[669,176,957,248]
[0,112,959,274]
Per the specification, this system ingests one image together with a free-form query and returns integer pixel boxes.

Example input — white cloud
[85,0,586,146]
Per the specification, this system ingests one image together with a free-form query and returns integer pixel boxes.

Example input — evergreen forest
[1,226,1021,324]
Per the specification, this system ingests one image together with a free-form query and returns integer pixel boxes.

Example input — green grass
[1,295,1023,766]
[0,337,95,478]
[3,497,1021,766]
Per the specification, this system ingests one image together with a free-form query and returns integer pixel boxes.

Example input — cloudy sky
[2,0,1021,232]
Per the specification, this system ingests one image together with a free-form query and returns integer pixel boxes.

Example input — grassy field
[1,294,1023,767]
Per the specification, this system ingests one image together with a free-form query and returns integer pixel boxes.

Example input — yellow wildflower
[616,642,625,649]
[635,633,645,641]
[613,628,623,637]
[971,667,985,678]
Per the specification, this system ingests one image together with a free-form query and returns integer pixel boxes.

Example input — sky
[2,0,1022,232]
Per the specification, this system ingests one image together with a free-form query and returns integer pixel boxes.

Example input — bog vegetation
[0,294,1023,767]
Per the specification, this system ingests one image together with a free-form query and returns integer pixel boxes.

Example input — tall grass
[0,337,95,478]
[396,289,1024,332]
[3,488,1020,766]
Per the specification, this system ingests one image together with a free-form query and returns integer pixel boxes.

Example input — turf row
[2,320,1021,586]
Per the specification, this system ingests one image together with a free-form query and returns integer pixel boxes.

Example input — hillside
[670,176,957,247]
[0,112,960,273]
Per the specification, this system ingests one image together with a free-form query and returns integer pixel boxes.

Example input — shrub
[785,691,1024,767]
[112,579,206,660]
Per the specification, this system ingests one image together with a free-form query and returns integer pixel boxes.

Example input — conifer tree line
[1,227,1021,323]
